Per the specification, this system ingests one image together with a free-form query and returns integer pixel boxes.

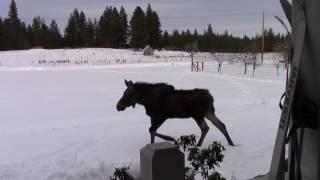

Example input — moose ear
[125,79,133,87]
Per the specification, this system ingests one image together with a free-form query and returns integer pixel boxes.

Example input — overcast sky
[0,0,288,37]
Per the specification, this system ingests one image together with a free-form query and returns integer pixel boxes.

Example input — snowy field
[0,49,286,180]
[0,48,190,68]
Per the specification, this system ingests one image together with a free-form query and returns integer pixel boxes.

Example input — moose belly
[161,97,211,118]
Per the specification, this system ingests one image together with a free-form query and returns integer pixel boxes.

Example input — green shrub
[177,134,226,180]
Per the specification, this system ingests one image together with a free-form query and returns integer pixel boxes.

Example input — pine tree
[150,11,161,48]
[49,20,63,48]
[78,11,87,46]
[64,9,88,47]
[98,6,113,47]
[111,7,121,48]
[181,30,187,48]
[207,24,213,35]
[40,19,50,48]
[86,18,96,47]
[31,16,42,47]
[0,17,3,50]
[201,24,215,51]
[93,18,99,47]
[264,28,276,52]
[30,16,50,48]
[185,29,192,43]
[145,4,153,46]
[119,6,128,47]
[130,6,147,49]
[8,0,18,20]
[161,30,170,48]
[3,0,25,50]
[26,24,33,47]
[71,9,81,47]
[193,29,199,41]
[93,18,99,46]
[171,30,181,50]
[64,9,79,47]
[20,22,31,49]
[145,4,161,48]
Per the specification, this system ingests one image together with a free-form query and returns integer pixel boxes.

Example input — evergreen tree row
[0,0,63,50]
[0,0,285,52]
[161,25,286,52]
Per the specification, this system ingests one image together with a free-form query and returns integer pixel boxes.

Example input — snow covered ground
[0,49,286,180]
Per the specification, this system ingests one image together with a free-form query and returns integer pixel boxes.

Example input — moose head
[116,80,137,111]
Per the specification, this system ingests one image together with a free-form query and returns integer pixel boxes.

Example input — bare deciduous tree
[271,36,290,77]
[234,44,259,76]
[211,53,225,73]
[273,36,290,69]
[272,53,282,76]
[211,52,236,73]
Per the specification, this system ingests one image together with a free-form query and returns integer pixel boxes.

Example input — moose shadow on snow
[116,80,234,146]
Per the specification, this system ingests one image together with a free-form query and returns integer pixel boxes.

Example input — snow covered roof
[143,45,154,56]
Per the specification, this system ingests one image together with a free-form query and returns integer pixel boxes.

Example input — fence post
[191,51,194,72]
[196,62,199,72]
[140,142,185,180]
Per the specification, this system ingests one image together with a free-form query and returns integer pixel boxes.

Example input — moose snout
[116,103,125,111]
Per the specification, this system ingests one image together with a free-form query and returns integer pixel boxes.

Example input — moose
[116,80,234,146]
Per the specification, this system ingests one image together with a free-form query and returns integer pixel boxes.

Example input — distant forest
[0,0,287,52]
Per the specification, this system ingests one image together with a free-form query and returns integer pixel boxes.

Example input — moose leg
[205,112,234,146]
[149,123,159,144]
[149,118,165,143]
[154,133,176,143]
[195,118,209,146]
[149,118,176,144]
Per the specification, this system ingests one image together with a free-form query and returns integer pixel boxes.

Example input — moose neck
[133,83,155,107]
[134,90,152,107]
[133,82,175,108]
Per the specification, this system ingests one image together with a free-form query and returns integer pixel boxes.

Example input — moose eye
[123,91,130,97]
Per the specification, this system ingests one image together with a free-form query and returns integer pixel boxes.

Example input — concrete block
[140,142,185,180]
